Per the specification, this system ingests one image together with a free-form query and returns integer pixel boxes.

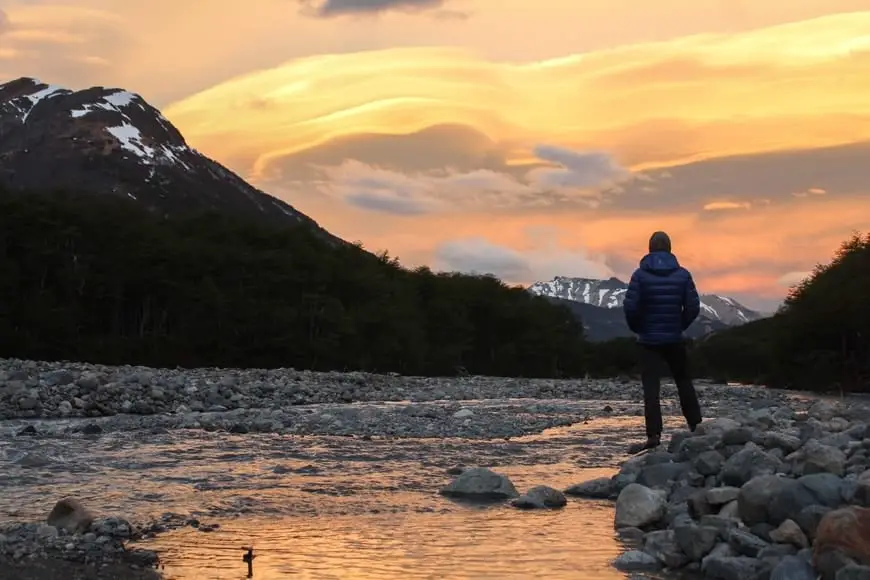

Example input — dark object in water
[82,423,103,435]
[16,425,37,436]
[241,546,255,577]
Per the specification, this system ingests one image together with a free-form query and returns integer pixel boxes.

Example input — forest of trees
[582,233,870,393]
[0,189,590,377]
[691,232,870,393]
[0,189,866,392]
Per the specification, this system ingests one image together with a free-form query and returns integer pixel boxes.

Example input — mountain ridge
[528,275,765,341]
[0,76,343,243]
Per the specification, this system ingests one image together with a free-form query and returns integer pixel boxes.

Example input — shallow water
[0,402,690,579]
[147,502,623,580]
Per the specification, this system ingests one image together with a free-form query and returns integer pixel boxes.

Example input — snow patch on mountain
[4,80,70,122]
[528,276,764,326]
[0,76,345,240]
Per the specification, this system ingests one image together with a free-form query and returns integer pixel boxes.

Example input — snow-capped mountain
[0,77,340,240]
[532,276,629,309]
[529,276,764,327]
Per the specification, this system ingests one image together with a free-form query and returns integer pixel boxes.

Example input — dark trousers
[639,342,702,438]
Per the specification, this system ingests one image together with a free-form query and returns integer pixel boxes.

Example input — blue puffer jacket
[622,251,701,344]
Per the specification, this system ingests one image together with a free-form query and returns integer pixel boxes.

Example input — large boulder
[768,478,828,525]
[720,443,781,486]
[799,440,847,477]
[814,506,870,579]
[564,477,613,499]
[697,418,742,436]
[695,450,726,476]
[614,483,667,529]
[706,486,740,506]
[643,529,690,568]
[799,473,847,507]
[637,462,691,490]
[439,467,519,500]
[796,504,833,541]
[763,432,802,454]
[613,550,661,572]
[769,519,809,549]
[674,522,719,561]
[675,434,720,461]
[46,497,93,533]
[738,475,794,525]
[770,555,816,580]
[511,485,566,509]
[702,554,762,580]
[727,528,770,557]
[851,470,870,507]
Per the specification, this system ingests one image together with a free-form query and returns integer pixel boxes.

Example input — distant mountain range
[0,77,342,243]
[528,276,766,341]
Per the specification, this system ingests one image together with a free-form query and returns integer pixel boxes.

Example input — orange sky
[2,0,870,310]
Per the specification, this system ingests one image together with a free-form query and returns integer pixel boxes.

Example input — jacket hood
[640,251,680,275]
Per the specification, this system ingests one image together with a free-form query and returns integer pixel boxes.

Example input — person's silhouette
[622,231,702,452]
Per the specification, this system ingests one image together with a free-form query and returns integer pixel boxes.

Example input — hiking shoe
[628,436,661,454]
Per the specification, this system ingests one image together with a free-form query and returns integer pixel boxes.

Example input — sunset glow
[2,0,869,309]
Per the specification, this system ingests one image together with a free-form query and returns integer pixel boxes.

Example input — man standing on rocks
[622,231,703,452]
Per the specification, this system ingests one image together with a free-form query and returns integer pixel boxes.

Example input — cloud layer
[434,237,612,283]
[164,13,870,172]
[309,145,630,214]
[2,2,869,309]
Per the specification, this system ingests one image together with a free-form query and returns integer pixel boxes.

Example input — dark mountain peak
[0,77,341,240]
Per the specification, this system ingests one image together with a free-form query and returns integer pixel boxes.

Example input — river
[0,401,701,579]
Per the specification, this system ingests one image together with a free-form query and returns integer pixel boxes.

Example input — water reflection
[0,410,690,579]
[144,501,625,580]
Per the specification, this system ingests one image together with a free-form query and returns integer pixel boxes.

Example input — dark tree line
[2,189,865,391]
[0,189,590,377]
[577,233,870,393]
[690,232,870,393]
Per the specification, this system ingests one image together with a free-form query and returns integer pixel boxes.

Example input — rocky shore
[0,358,792,422]
[565,398,870,579]
[1,357,848,579]
[0,498,159,580]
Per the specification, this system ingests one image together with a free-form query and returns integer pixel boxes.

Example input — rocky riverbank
[0,498,159,580]
[565,398,870,579]
[0,357,840,579]
[0,358,794,423]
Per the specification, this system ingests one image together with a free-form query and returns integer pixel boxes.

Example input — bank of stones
[567,399,870,580]
[0,498,158,573]
[0,358,792,421]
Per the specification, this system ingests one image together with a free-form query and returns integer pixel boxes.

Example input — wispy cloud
[299,0,450,18]
[434,237,612,282]
[792,187,827,197]
[310,146,630,214]
[703,201,751,211]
